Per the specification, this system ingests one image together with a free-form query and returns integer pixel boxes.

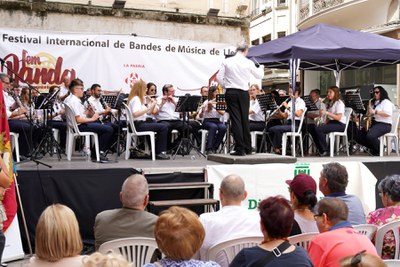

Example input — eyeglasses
[350,250,366,266]
[313,213,323,220]
[373,91,380,94]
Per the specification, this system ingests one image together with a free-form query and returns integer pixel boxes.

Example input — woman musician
[356,86,393,156]
[248,84,265,132]
[198,86,226,155]
[269,85,305,154]
[313,86,346,157]
[128,80,169,160]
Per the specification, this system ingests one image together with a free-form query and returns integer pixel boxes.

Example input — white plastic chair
[383,259,400,267]
[123,103,156,161]
[282,107,307,157]
[64,103,100,162]
[288,232,318,250]
[9,132,20,162]
[99,237,161,266]
[352,224,377,240]
[329,107,352,157]
[375,220,400,259]
[379,109,400,156]
[206,236,263,266]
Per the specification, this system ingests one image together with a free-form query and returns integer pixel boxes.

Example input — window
[277,31,286,38]
[252,39,260,46]
[262,34,271,43]
[277,0,286,6]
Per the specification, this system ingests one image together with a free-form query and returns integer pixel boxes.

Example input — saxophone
[363,98,374,131]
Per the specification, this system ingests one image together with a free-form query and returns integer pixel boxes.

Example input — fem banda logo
[2,50,75,85]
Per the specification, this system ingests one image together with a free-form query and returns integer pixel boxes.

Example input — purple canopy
[247,23,400,71]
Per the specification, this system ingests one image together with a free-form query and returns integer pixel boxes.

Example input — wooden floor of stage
[15,150,400,174]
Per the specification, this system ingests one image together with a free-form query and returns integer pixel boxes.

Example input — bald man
[199,174,262,263]
[94,174,158,250]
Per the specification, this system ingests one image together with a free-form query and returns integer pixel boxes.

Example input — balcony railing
[299,0,344,21]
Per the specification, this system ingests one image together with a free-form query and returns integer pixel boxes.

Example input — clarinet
[7,89,29,120]
[83,95,104,124]
[99,95,112,122]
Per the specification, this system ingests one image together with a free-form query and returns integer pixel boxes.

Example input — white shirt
[287,97,306,121]
[64,94,86,127]
[374,99,393,124]
[199,206,262,262]
[200,100,222,120]
[3,91,16,118]
[327,100,346,124]
[249,99,264,122]
[216,52,264,91]
[88,96,105,114]
[59,85,69,99]
[156,97,180,121]
[128,96,147,121]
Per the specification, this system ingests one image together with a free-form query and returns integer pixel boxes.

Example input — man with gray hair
[94,174,158,249]
[217,44,264,156]
[309,198,377,267]
[318,162,366,225]
[199,174,262,263]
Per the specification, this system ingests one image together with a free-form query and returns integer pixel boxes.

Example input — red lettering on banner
[2,50,76,85]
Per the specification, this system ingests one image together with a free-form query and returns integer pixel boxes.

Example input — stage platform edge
[207,153,297,164]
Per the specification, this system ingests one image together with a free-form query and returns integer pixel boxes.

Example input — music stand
[173,95,204,159]
[257,94,279,153]
[344,93,370,155]
[302,96,319,154]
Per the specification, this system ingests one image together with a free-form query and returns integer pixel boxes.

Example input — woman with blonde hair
[127,80,169,159]
[313,85,347,157]
[143,206,219,267]
[28,204,83,267]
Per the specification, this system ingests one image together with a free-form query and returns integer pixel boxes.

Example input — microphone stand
[0,58,51,168]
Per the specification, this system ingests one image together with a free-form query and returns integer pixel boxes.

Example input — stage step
[148,198,220,213]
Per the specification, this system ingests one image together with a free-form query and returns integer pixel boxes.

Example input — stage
[11,151,400,259]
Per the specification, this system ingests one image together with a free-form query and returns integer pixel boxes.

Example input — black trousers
[356,121,391,155]
[8,119,41,157]
[78,122,114,152]
[269,120,300,149]
[225,88,251,153]
[313,120,345,153]
[134,120,168,154]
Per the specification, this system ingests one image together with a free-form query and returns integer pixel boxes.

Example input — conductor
[216,44,264,156]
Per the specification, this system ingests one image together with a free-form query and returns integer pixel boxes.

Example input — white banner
[0,28,236,94]
[206,161,377,214]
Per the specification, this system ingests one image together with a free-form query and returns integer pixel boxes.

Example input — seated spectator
[82,252,132,267]
[319,162,366,225]
[28,204,83,267]
[94,174,158,250]
[286,173,319,235]
[230,196,313,267]
[367,174,400,259]
[143,206,219,267]
[199,174,262,263]
[308,198,377,267]
[339,250,386,267]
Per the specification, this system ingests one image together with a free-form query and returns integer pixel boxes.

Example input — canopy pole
[334,60,341,87]
[289,58,300,143]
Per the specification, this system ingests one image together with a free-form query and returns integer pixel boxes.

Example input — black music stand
[257,94,279,153]
[214,94,231,153]
[344,93,370,155]
[173,95,204,159]
[302,96,319,154]
[32,91,63,160]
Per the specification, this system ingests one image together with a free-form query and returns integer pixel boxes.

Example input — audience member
[308,198,377,267]
[339,250,386,267]
[143,206,219,267]
[28,204,83,267]
[199,174,262,262]
[230,196,313,267]
[94,174,158,250]
[286,173,319,235]
[367,174,400,259]
[82,252,132,267]
[319,162,366,225]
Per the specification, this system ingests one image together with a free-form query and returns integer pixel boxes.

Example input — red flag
[208,70,223,94]
[0,81,16,232]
